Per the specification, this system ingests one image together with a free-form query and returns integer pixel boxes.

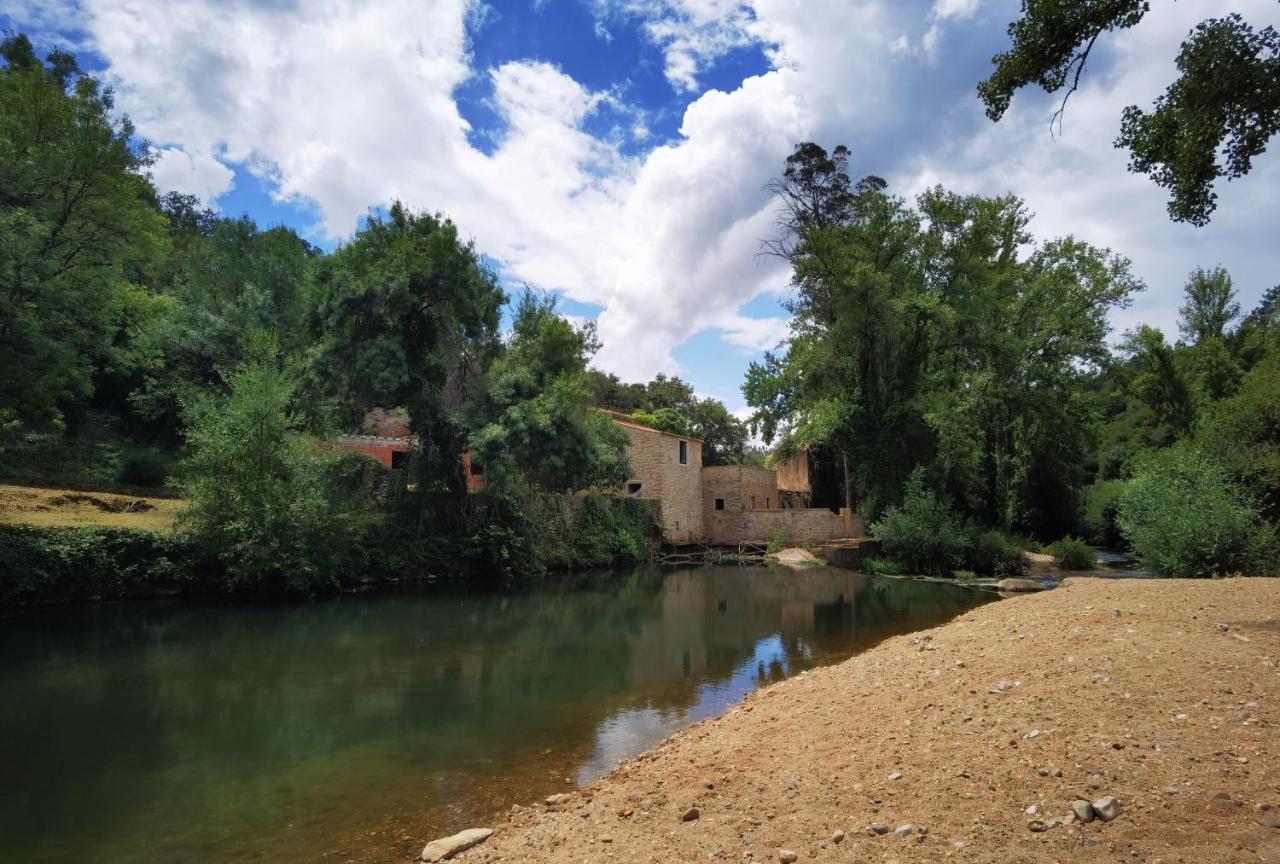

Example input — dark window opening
[678,439,688,465]
[765,497,771,509]
[750,496,757,509]
[627,482,642,497]
[391,450,407,469]
[470,461,485,476]
[714,498,725,511]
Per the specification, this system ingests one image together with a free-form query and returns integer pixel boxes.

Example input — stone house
[611,416,863,546]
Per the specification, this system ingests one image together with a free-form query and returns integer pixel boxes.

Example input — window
[765,497,771,510]
[714,498,725,511]
[678,439,688,465]
[391,450,407,469]
[470,461,484,476]
[750,496,756,509]
[627,482,642,497]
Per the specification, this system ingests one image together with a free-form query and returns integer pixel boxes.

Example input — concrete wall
[618,421,703,544]
[702,508,854,545]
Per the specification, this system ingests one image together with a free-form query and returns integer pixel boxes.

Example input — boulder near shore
[438,577,1279,863]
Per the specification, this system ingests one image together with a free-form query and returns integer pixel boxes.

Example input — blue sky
[4,0,1279,414]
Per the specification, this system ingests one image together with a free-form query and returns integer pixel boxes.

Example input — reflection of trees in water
[0,568,991,864]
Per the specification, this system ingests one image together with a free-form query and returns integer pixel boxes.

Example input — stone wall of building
[618,421,703,544]
[773,449,811,493]
[702,466,782,514]
[702,508,856,545]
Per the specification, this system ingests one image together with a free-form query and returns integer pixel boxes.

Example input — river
[0,564,992,863]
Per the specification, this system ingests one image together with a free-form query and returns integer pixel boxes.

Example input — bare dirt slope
[0,483,179,530]
[455,577,1280,864]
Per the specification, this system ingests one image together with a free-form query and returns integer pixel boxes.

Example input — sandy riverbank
[437,576,1279,863]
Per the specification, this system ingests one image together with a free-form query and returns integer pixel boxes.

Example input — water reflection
[0,565,990,864]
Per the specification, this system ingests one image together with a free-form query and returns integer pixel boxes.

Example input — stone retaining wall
[703,508,856,545]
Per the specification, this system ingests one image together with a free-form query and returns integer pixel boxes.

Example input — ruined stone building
[612,416,863,546]
[335,414,864,546]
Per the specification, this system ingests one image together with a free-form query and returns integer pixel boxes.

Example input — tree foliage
[1116,445,1276,577]
[177,348,373,591]
[980,3,1280,224]
[468,291,629,493]
[0,35,168,428]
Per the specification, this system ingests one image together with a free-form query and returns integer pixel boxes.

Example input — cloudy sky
[5,0,1278,412]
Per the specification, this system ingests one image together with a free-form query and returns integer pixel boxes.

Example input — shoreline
[440,577,1279,863]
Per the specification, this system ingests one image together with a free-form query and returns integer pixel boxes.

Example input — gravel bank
[440,577,1280,863]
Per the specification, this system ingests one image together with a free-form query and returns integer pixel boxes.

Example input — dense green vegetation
[0,38,669,595]
[2,37,1277,596]
[749,142,1280,578]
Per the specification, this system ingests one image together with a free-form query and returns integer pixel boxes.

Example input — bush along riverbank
[0,493,662,607]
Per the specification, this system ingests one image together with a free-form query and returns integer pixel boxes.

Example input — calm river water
[0,565,991,863]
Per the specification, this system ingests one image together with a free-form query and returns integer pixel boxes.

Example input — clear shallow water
[0,565,992,864]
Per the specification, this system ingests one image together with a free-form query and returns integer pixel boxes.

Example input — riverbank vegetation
[2,35,1277,600]
[0,36,665,598]
[747,143,1280,579]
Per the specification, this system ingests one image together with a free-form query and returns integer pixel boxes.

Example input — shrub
[1082,479,1128,547]
[864,557,906,576]
[117,447,171,487]
[0,524,216,606]
[1116,445,1278,577]
[178,358,376,593]
[966,530,1028,578]
[871,470,971,575]
[953,569,978,581]
[1047,536,1096,570]
[766,528,788,554]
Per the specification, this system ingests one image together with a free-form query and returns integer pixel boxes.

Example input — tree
[0,35,168,429]
[178,346,373,591]
[133,215,317,433]
[311,203,504,518]
[980,4,1280,225]
[1178,266,1240,344]
[1118,325,1197,438]
[468,291,628,493]
[1116,444,1276,577]
[686,399,748,466]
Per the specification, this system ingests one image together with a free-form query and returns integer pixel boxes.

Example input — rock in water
[1072,800,1095,823]
[545,793,571,806]
[1092,796,1122,822]
[421,828,493,862]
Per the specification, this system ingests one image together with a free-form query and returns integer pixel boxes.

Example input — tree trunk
[842,450,854,513]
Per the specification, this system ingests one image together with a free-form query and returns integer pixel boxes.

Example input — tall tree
[1178,266,1240,344]
[0,35,167,430]
[311,203,504,516]
[467,291,628,493]
[979,4,1280,225]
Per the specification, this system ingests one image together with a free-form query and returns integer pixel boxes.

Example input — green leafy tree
[178,347,373,591]
[0,35,168,429]
[980,4,1280,225]
[311,203,504,518]
[1118,326,1197,438]
[1116,445,1276,577]
[870,470,972,576]
[134,213,317,432]
[468,291,628,493]
[1198,353,1280,521]
[686,399,748,466]
[1178,266,1240,344]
